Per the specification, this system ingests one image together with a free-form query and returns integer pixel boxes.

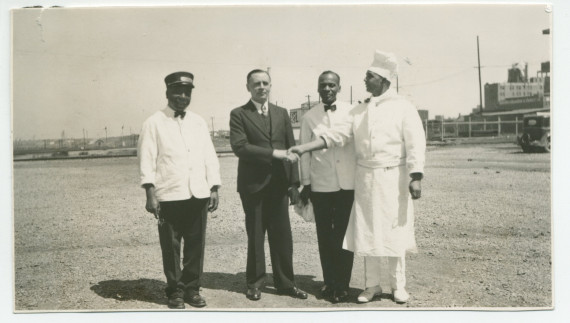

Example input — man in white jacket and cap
[289,50,426,304]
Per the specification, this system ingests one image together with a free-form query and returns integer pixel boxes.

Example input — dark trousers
[239,179,295,290]
[158,197,209,297]
[311,189,355,292]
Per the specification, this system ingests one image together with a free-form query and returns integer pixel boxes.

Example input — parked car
[518,113,550,153]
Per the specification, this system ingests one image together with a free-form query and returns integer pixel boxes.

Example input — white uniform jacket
[138,107,221,202]
[318,89,425,173]
[318,89,426,256]
[299,101,356,192]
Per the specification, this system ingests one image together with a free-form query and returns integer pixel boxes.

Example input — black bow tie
[324,104,336,112]
[174,110,186,119]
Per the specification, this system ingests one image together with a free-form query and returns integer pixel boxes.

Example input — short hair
[247,69,271,83]
[319,70,341,84]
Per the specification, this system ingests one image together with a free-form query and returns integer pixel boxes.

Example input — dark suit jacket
[230,101,299,194]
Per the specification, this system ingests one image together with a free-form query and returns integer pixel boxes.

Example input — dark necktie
[324,104,336,112]
[174,110,186,119]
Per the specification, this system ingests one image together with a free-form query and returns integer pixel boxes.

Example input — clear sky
[11,3,551,140]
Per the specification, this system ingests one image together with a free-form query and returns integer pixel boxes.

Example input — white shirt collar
[369,88,397,104]
[250,99,268,114]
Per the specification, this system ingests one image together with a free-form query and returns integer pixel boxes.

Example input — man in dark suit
[229,69,308,301]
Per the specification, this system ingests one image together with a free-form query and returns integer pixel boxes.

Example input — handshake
[273,146,304,163]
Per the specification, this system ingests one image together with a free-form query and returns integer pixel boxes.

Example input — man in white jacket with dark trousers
[138,71,221,309]
[299,70,356,303]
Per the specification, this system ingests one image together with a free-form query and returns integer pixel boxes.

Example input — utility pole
[350,86,353,104]
[306,95,311,109]
[211,117,215,137]
[477,35,483,114]
[396,76,399,93]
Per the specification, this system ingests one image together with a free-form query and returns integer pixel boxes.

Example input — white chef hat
[367,50,398,81]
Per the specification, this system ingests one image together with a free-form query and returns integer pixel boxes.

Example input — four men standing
[139,51,425,308]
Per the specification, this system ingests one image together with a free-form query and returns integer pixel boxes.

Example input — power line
[399,68,472,88]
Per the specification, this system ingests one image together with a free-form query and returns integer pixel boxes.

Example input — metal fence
[425,116,523,141]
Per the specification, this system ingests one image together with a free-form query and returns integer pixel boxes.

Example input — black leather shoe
[278,287,308,300]
[185,294,207,307]
[168,296,185,309]
[332,290,350,304]
[319,285,333,299]
[246,288,261,301]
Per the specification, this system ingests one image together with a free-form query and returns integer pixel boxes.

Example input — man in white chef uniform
[289,50,426,304]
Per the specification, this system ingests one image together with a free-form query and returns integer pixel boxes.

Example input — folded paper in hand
[293,199,314,222]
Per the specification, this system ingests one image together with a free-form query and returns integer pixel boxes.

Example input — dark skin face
[318,73,341,106]
[364,71,390,96]
[166,85,192,111]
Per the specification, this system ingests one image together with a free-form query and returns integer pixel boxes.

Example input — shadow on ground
[201,272,323,296]
[90,278,168,306]
[91,272,347,305]
[203,272,364,302]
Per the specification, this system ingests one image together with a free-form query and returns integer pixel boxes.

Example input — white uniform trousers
[364,256,406,290]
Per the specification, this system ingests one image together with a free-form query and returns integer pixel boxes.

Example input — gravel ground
[13,143,551,312]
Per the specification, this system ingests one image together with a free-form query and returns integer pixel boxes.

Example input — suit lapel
[242,101,270,140]
[268,104,280,138]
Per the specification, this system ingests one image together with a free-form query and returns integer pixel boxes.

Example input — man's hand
[300,185,311,206]
[273,149,299,162]
[409,179,422,200]
[272,149,287,160]
[285,150,299,162]
[208,191,219,212]
[288,145,304,156]
[288,186,300,205]
[144,187,160,218]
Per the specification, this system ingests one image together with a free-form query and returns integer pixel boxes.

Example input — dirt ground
[12,143,551,312]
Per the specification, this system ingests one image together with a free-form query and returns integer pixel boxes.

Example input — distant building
[483,62,550,113]
[290,101,319,127]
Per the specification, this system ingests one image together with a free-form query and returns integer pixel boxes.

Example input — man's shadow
[202,272,364,302]
[90,278,169,306]
[201,272,322,297]
[91,272,332,305]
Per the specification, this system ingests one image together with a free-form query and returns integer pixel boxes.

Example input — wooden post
[515,116,519,137]
[469,117,472,138]
[483,118,487,131]
[498,116,501,135]
[455,121,459,137]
